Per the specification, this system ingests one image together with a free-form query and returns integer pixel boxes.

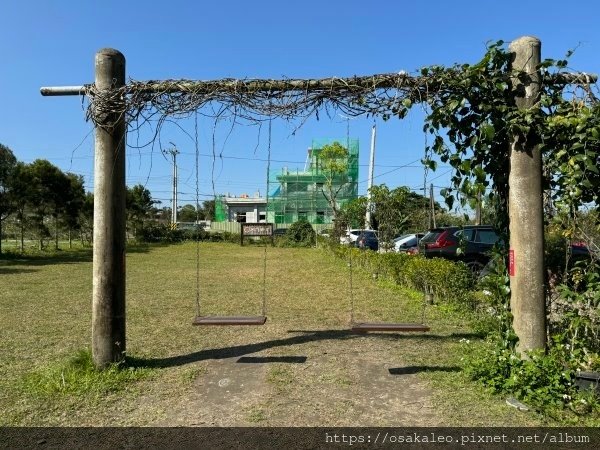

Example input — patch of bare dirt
[151,329,443,426]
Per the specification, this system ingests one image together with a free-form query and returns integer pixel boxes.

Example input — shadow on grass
[0,266,39,274]
[236,356,308,364]
[0,248,93,266]
[0,243,166,267]
[129,330,483,369]
[388,366,461,375]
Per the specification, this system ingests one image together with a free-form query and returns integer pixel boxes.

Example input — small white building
[222,194,267,223]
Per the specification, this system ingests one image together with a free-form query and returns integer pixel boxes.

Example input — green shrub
[207,231,239,243]
[331,246,475,308]
[550,262,600,363]
[465,340,585,412]
[136,224,238,244]
[136,224,172,242]
[282,220,315,247]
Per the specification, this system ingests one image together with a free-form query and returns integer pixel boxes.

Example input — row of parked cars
[342,225,595,276]
[340,228,426,253]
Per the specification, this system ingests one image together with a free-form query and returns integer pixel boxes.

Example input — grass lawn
[0,241,549,426]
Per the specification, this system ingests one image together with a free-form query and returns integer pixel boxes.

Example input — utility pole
[475,163,483,225]
[164,145,179,227]
[475,190,482,225]
[429,183,436,228]
[365,124,376,229]
[508,36,545,355]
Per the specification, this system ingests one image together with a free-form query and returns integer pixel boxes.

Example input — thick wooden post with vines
[508,36,546,355]
[92,49,127,368]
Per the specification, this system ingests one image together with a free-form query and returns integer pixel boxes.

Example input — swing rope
[348,126,430,333]
[192,113,268,326]
[194,111,201,318]
[349,248,355,324]
[261,118,273,317]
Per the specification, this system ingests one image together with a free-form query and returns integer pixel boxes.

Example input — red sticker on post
[509,249,515,276]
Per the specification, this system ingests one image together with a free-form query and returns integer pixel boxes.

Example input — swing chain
[195,112,201,317]
[261,116,273,318]
[349,248,355,324]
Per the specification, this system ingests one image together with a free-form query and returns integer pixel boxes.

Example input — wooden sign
[241,223,274,246]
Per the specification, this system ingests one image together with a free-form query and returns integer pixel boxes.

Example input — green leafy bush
[135,224,237,244]
[281,220,315,247]
[136,224,177,242]
[465,340,583,411]
[331,246,475,308]
[550,262,600,368]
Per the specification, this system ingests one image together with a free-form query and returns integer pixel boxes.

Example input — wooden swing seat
[192,316,267,326]
[351,322,430,333]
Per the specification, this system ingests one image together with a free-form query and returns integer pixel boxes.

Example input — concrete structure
[92,49,127,368]
[220,194,267,223]
[267,138,359,224]
[508,36,546,355]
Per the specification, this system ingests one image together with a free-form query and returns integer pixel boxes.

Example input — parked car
[570,241,595,261]
[393,233,425,253]
[356,230,379,251]
[340,229,364,245]
[479,240,596,280]
[319,229,332,238]
[418,226,501,274]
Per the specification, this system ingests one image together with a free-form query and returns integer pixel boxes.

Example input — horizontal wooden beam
[40,72,597,97]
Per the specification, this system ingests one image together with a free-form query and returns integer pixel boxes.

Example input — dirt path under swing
[145,325,444,427]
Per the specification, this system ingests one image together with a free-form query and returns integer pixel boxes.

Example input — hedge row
[136,224,239,243]
[330,245,476,308]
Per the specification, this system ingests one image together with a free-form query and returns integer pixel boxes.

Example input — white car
[393,233,425,252]
[340,229,365,245]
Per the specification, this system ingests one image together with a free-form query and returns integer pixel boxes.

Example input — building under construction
[266,138,359,225]
[214,138,359,225]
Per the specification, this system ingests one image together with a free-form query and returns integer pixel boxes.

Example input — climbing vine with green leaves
[411,41,599,237]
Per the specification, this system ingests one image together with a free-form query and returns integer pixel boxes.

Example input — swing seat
[351,322,430,333]
[192,316,267,326]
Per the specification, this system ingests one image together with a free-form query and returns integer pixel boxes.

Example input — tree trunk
[19,214,25,253]
[0,217,3,255]
[55,216,59,250]
[19,219,24,253]
[69,228,72,249]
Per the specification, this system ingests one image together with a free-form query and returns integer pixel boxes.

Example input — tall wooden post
[508,36,546,355]
[92,49,127,368]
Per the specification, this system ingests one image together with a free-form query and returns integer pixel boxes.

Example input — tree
[10,163,33,252]
[62,173,86,248]
[201,200,215,221]
[178,204,197,222]
[368,185,411,249]
[79,192,94,246]
[126,184,156,237]
[395,190,454,232]
[0,144,17,254]
[151,205,171,224]
[318,141,352,234]
[26,159,65,250]
[339,197,367,229]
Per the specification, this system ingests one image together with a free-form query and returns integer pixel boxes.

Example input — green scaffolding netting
[213,138,359,225]
[266,138,359,225]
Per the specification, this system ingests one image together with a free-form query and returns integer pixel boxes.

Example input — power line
[23,149,449,170]
[358,158,422,184]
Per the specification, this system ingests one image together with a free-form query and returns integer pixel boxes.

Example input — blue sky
[1,0,599,212]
